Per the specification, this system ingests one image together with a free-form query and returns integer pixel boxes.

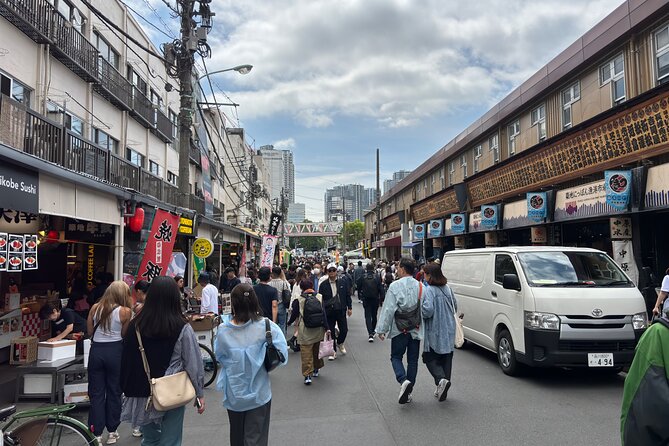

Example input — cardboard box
[189,316,216,332]
[24,374,52,394]
[37,340,76,362]
[63,383,89,403]
[10,336,37,364]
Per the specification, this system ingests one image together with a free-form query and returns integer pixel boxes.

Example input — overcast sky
[130,0,625,220]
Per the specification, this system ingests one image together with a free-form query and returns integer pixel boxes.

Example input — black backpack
[394,282,423,333]
[361,274,380,300]
[302,293,324,328]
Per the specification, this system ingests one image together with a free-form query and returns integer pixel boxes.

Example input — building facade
[383,170,412,194]
[287,202,306,223]
[325,184,372,222]
[258,145,295,204]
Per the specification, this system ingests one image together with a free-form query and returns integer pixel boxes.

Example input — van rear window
[517,252,633,287]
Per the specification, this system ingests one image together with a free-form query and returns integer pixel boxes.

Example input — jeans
[363,300,379,336]
[277,302,287,336]
[227,400,272,446]
[87,341,123,436]
[422,349,454,385]
[326,309,348,352]
[140,406,185,446]
[390,333,420,384]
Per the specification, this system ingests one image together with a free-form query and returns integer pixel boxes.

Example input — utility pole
[376,148,381,257]
[280,187,287,248]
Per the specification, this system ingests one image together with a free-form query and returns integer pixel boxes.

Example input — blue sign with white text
[527,192,547,223]
[413,224,425,240]
[451,213,466,234]
[428,219,443,238]
[480,205,498,230]
[605,170,632,211]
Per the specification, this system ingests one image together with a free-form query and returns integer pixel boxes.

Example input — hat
[326,263,337,272]
[434,258,441,265]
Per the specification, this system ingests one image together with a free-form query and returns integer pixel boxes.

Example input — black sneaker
[368,335,374,343]
[304,375,312,385]
[437,378,451,402]
[313,369,319,377]
[398,380,413,404]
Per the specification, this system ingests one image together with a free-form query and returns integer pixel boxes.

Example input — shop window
[531,104,546,141]
[149,160,163,178]
[473,144,482,173]
[561,81,580,129]
[655,23,669,85]
[93,128,119,154]
[489,134,499,163]
[94,30,119,69]
[600,54,625,104]
[508,120,520,156]
[126,148,145,168]
[0,73,31,107]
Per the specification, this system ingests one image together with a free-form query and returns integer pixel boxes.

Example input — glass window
[562,81,580,129]
[94,31,120,69]
[508,120,520,155]
[489,134,499,162]
[494,254,518,284]
[448,161,455,185]
[531,104,546,141]
[11,79,30,105]
[126,148,145,168]
[149,160,163,177]
[94,128,119,154]
[168,171,178,185]
[473,145,481,173]
[460,154,467,179]
[655,24,669,84]
[600,54,625,103]
[169,109,178,138]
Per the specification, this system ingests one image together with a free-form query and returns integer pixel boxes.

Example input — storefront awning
[375,236,401,247]
[238,227,262,240]
[403,241,422,248]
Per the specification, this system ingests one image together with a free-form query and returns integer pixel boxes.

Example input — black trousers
[363,300,379,336]
[227,400,271,446]
[422,349,454,385]
[326,309,348,352]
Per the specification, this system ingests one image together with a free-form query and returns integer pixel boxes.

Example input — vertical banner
[136,210,180,283]
[413,224,425,240]
[451,213,466,234]
[260,235,278,267]
[610,217,632,240]
[527,192,547,223]
[612,240,639,285]
[605,170,632,211]
[428,219,443,238]
[480,205,499,230]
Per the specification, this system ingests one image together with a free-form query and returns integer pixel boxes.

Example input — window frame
[655,23,669,85]
[460,154,467,179]
[494,254,518,284]
[489,134,499,163]
[473,144,482,173]
[93,30,119,69]
[531,104,546,141]
[561,81,580,129]
[1,73,32,107]
[448,161,455,186]
[599,53,625,104]
[508,120,520,156]
[126,147,145,169]
[148,160,164,178]
[93,127,119,154]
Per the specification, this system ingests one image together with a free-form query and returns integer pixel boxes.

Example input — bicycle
[187,313,221,388]
[0,403,96,445]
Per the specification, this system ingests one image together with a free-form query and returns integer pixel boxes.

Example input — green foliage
[339,220,365,250]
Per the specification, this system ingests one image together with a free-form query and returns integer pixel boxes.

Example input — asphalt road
[36,300,626,445]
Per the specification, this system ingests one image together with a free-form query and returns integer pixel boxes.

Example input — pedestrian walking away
[421,263,457,402]
[120,276,205,445]
[215,283,288,446]
[287,279,329,384]
[254,267,279,322]
[357,263,384,342]
[353,261,365,302]
[87,281,133,445]
[320,264,353,359]
[270,266,291,335]
[375,257,424,405]
[652,266,669,317]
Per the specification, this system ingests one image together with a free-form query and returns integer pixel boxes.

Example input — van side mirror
[502,274,521,291]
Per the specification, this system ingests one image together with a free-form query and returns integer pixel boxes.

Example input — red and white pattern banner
[136,209,180,284]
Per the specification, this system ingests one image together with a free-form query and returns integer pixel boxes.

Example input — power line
[120,0,175,40]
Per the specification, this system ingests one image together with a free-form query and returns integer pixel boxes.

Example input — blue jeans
[277,302,287,336]
[88,341,123,436]
[390,333,420,384]
[140,406,185,446]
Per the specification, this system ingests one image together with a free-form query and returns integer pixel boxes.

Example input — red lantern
[129,207,145,233]
[47,230,59,242]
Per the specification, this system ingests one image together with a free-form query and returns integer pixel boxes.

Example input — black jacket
[319,277,352,312]
[356,272,385,303]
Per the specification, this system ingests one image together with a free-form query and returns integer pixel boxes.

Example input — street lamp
[197,64,253,82]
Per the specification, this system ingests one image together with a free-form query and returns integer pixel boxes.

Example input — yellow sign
[178,217,194,235]
[193,238,214,258]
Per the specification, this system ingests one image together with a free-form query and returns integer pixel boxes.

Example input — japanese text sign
[527,192,547,223]
[260,235,278,267]
[136,209,180,283]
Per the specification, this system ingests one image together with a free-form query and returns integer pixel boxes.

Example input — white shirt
[662,275,669,313]
[201,283,219,314]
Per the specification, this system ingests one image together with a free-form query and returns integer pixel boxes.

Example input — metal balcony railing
[153,109,175,143]
[66,130,109,180]
[189,145,201,165]
[130,87,155,128]
[189,196,205,215]
[140,169,164,200]
[109,155,140,190]
[94,57,132,111]
[163,182,179,206]
[51,12,99,83]
[0,0,53,44]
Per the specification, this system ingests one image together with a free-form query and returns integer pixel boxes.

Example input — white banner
[260,235,278,267]
[612,240,639,286]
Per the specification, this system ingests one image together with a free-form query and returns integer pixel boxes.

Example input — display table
[14,356,82,403]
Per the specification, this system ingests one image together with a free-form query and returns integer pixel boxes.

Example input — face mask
[313,268,321,275]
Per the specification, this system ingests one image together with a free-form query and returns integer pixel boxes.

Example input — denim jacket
[375,276,424,340]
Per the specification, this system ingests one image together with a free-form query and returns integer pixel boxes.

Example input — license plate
[588,353,614,367]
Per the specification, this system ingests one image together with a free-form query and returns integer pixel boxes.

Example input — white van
[441,247,648,375]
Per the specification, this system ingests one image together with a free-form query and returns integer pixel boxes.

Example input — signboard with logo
[136,209,180,283]
[554,179,618,221]
[527,192,547,223]
[0,163,38,214]
[0,209,40,233]
[451,214,466,234]
[604,170,631,211]
[260,235,278,267]
[480,205,499,230]
[428,219,443,238]
[413,224,425,240]
[193,237,214,258]
[178,216,194,235]
[468,211,483,233]
[613,240,639,285]
[531,226,547,244]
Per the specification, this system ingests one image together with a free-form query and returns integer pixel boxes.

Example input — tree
[339,220,365,251]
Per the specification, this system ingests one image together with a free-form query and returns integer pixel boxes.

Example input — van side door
[492,254,525,355]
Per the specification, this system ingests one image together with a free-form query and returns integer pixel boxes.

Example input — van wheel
[497,329,519,376]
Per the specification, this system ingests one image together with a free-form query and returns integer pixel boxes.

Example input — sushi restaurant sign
[0,162,38,215]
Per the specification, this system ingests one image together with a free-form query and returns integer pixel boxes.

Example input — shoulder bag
[281,282,292,307]
[445,286,465,348]
[394,282,423,333]
[264,318,285,372]
[135,328,195,412]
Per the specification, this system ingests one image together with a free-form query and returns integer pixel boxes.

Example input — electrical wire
[120,0,175,40]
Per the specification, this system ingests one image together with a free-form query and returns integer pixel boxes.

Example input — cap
[327,263,337,272]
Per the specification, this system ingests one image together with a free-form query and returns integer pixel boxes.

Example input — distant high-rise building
[362,187,377,212]
[324,184,368,222]
[287,202,306,223]
[383,170,412,194]
[258,145,295,204]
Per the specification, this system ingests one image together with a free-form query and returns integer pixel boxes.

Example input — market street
[88,304,625,446]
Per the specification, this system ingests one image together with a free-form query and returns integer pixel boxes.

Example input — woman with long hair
[86,280,133,444]
[120,276,205,445]
[421,263,458,402]
[133,280,150,314]
[214,283,288,446]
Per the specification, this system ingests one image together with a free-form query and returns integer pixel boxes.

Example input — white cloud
[272,138,296,151]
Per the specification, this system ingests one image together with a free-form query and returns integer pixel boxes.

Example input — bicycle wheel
[10,415,96,446]
[199,343,217,388]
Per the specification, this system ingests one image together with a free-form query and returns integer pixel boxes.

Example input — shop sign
[480,205,499,230]
[178,216,194,235]
[451,213,466,234]
[527,192,547,223]
[503,200,531,229]
[193,237,214,258]
[454,235,465,249]
[260,235,278,267]
[65,222,114,242]
[531,227,547,244]
[136,210,180,283]
[644,163,669,209]
[0,234,38,272]
[554,179,617,221]
[0,163,38,214]
[469,211,483,233]
[610,217,632,240]
[613,240,639,285]
[412,190,459,223]
[268,213,282,236]
[86,244,95,286]
[413,224,425,240]
[384,213,402,233]
[604,170,632,211]
[0,209,40,233]
[485,232,498,246]
[428,219,443,238]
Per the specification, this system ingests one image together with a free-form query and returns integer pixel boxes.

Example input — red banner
[136,209,180,284]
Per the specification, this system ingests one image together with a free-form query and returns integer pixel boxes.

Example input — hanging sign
[136,210,180,283]
[613,240,639,285]
[480,205,499,230]
[428,219,443,238]
[413,224,425,240]
[193,238,214,258]
[610,217,632,240]
[268,213,283,236]
[527,192,547,223]
[451,213,466,234]
[0,163,39,214]
[605,170,632,211]
[260,235,278,267]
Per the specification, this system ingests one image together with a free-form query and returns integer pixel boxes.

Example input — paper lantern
[128,207,145,233]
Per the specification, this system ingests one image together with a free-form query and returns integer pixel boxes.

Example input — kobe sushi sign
[0,162,38,214]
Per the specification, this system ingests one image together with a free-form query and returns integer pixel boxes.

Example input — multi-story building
[325,184,368,222]
[362,187,378,213]
[287,202,306,223]
[367,0,669,279]
[258,145,295,203]
[383,170,412,194]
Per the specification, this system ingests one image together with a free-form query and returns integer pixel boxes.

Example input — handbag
[445,286,465,348]
[394,282,423,333]
[264,318,285,372]
[281,286,292,307]
[318,330,335,359]
[135,328,196,412]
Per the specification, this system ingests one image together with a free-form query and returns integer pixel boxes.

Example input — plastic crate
[10,336,38,364]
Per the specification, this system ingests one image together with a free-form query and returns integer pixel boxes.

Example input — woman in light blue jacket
[421,263,457,402]
[214,283,288,446]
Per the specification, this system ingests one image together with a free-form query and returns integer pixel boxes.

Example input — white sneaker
[328,352,337,361]
[368,336,374,343]
[434,387,439,398]
[339,344,347,355]
[132,428,142,437]
[437,378,451,402]
[95,437,103,445]
[106,432,120,444]
[398,379,412,404]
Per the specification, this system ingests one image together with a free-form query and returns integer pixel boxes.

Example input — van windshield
[517,251,633,287]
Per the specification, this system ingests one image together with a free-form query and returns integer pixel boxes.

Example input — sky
[127,0,625,221]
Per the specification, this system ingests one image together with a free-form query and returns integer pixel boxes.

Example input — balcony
[152,109,175,143]
[189,145,201,165]
[189,196,205,215]
[65,130,109,180]
[94,57,132,112]
[140,169,163,200]
[130,87,154,128]
[109,155,139,190]
[163,182,179,206]
[51,12,99,83]
[0,0,53,44]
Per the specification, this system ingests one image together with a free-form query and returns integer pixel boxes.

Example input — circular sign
[415,225,424,233]
[453,215,463,225]
[608,174,628,193]
[529,194,544,209]
[483,207,496,218]
[193,238,214,258]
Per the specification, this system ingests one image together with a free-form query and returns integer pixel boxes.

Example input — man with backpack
[320,264,353,360]
[357,263,385,342]
[353,261,365,302]
[375,257,423,405]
